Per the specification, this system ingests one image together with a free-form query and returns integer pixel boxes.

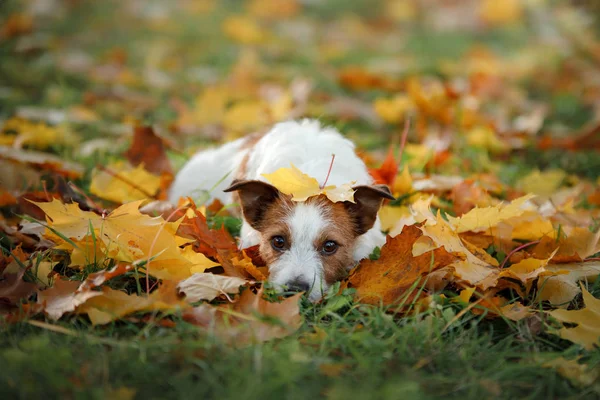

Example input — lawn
[1,1,599,399]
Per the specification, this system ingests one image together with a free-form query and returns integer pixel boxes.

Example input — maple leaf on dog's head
[261,163,355,203]
[261,163,320,201]
[549,285,600,350]
[344,224,457,307]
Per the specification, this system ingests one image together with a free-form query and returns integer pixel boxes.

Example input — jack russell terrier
[169,119,394,301]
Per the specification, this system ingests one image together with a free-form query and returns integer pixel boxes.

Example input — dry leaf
[177,273,250,302]
[262,163,355,203]
[125,125,173,175]
[183,288,303,345]
[549,285,600,349]
[78,281,187,325]
[344,225,457,306]
[89,162,161,203]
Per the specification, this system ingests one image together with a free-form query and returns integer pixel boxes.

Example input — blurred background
[0,0,599,178]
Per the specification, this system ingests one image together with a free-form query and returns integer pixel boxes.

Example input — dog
[169,119,394,301]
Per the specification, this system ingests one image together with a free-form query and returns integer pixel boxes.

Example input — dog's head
[224,180,394,301]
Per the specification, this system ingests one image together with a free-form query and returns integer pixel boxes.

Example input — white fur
[169,119,387,298]
[268,203,328,302]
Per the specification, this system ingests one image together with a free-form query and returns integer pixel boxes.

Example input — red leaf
[369,145,398,186]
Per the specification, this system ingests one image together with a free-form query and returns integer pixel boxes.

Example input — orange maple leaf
[344,224,458,307]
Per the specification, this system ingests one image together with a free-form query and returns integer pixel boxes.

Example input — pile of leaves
[1,0,600,389]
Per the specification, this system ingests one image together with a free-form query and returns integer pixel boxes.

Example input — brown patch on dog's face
[253,195,361,286]
[309,197,360,284]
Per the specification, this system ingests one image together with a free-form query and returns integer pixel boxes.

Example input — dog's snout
[287,279,310,293]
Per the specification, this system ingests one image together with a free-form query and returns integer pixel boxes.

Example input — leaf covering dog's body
[170,120,392,301]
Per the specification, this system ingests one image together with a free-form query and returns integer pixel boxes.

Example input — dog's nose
[287,279,310,293]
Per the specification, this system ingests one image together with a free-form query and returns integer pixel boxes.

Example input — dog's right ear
[223,179,280,230]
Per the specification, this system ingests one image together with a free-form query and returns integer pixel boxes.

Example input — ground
[1,1,600,399]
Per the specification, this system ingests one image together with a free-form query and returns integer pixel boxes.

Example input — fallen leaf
[177,273,250,302]
[369,145,398,186]
[89,162,161,203]
[549,285,600,349]
[418,213,499,289]
[183,288,303,345]
[543,357,599,387]
[177,205,238,259]
[78,281,187,325]
[447,194,536,233]
[344,225,457,306]
[37,278,103,320]
[125,126,173,175]
[538,261,600,306]
[0,268,37,307]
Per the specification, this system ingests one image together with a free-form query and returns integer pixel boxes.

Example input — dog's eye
[321,240,338,255]
[271,235,286,251]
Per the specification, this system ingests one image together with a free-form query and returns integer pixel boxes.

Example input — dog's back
[169,119,373,204]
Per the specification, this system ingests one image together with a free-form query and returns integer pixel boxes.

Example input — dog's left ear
[345,185,395,235]
[223,179,281,231]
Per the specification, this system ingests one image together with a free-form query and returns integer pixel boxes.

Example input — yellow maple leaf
[447,194,536,233]
[498,253,555,284]
[181,246,220,274]
[77,281,187,325]
[33,199,199,280]
[262,163,356,203]
[549,285,600,350]
[417,212,499,289]
[538,261,600,306]
[90,162,161,204]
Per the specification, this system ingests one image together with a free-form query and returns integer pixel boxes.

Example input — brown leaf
[344,225,457,306]
[177,207,238,259]
[0,268,37,308]
[37,264,133,320]
[125,126,173,175]
[183,288,303,346]
[177,273,250,302]
[37,279,103,320]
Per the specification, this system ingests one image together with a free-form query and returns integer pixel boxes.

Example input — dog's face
[224,180,394,301]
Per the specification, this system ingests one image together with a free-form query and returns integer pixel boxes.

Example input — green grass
[3,292,598,400]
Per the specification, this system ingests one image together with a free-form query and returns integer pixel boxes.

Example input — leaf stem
[321,154,336,189]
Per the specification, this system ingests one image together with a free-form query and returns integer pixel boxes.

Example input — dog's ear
[224,179,280,230]
[344,184,395,235]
